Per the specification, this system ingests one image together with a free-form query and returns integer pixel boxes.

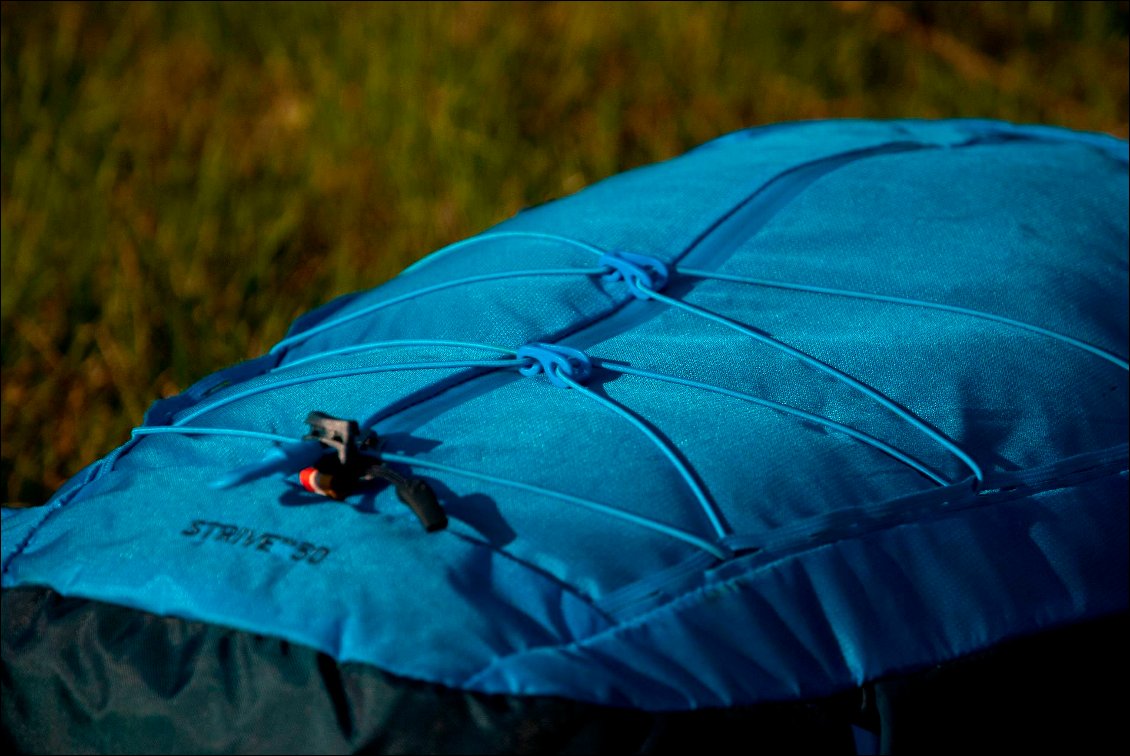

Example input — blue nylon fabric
[468,464,1128,707]
[3,119,1128,710]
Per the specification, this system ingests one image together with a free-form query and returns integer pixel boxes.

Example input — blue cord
[133,426,296,444]
[640,284,986,487]
[511,343,726,539]
[380,451,730,559]
[677,268,1130,371]
[174,358,521,425]
[94,237,1048,558]
[270,267,607,354]
[555,372,730,540]
[125,424,730,560]
[276,339,518,372]
[401,230,608,274]
[599,361,950,486]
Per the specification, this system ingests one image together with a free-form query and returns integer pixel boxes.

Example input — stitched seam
[1,473,94,577]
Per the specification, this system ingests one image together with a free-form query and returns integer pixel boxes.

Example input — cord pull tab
[396,478,447,533]
[362,463,448,532]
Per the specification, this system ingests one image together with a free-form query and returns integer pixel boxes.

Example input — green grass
[2,1,1127,504]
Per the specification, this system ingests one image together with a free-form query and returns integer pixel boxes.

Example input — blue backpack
[3,119,1127,754]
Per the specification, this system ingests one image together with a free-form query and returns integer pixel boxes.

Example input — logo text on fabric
[181,520,331,564]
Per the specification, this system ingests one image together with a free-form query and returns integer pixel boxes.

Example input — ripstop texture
[2,119,1127,710]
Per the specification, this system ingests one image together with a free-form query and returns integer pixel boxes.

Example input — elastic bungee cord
[128,330,959,562]
[264,337,937,489]
[514,342,727,540]
[270,266,607,354]
[275,339,518,373]
[597,361,949,486]
[593,248,985,487]
[376,452,730,559]
[400,230,612,275]
[556,373,728,540]
[675,267,1130,372]
[166,338,951,487]
[277,229,1127,374]
[126,227,1130,548]
[132,426,300,445]
[130,424,731,559]
[637,281,987,488]
[174,358,522,426]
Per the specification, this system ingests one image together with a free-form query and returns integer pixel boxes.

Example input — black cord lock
[301,412,447,533]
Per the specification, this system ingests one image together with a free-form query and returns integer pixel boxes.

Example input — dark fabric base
[2,586,1125,754]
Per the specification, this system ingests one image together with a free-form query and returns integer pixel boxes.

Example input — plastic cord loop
[516,343,593,388]
[599,251,670,299]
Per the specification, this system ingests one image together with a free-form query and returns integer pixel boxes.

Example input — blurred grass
[1,1,1127,505]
